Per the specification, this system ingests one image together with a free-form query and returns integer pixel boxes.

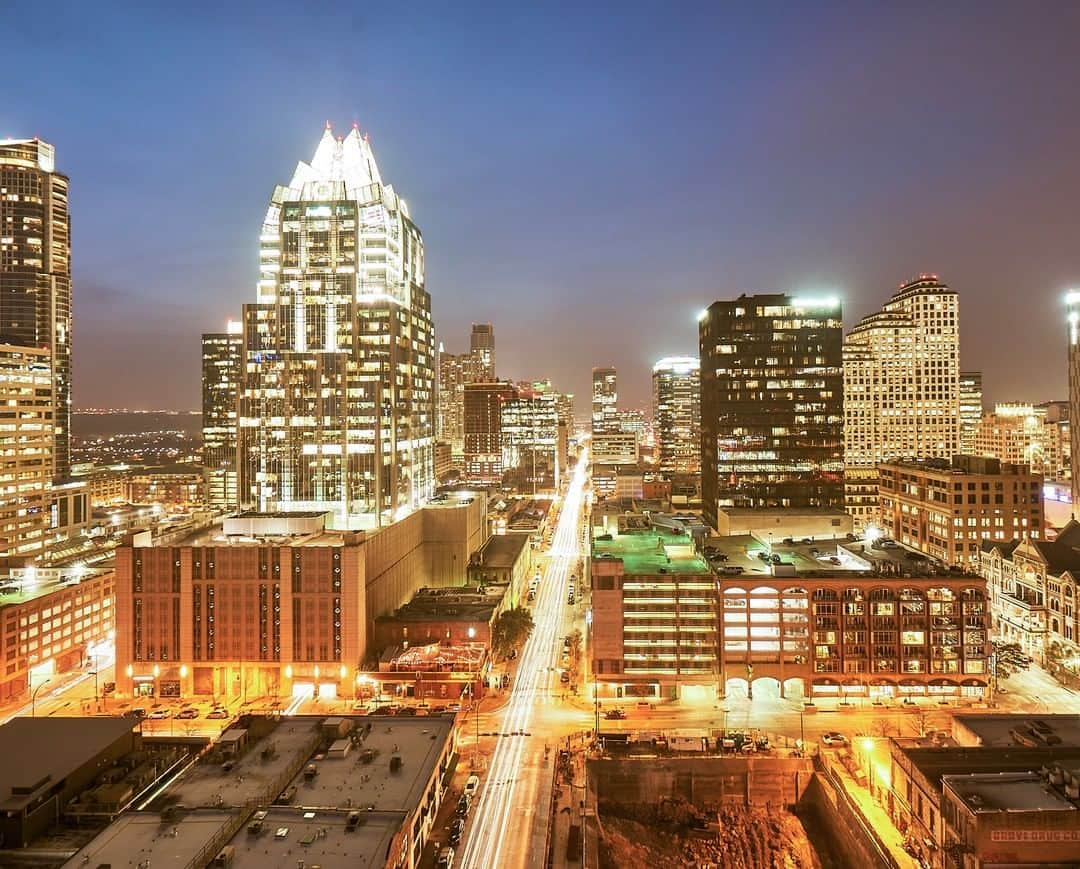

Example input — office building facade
[652,356,700,476]
[699,294,844,529]
[959,371,982,456]
[463,382,517,482]
[0,138,71,481]
[844,276,960,528]
[975,402,1069,479]
[469,323,495,381]
[201,322,242,510]
[591,367,618,435]
[437,348,468,457]
[238,125,435,527]
[878,456,1043,567]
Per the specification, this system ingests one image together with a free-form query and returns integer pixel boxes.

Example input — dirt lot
[598,800,823,869]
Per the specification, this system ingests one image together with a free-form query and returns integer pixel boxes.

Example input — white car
[463,774,480,797]
[821,731,847,746]
[147,708,172,719]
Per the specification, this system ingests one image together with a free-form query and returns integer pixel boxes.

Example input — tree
[993,641,1032,682]
[492,607,535,658]
[566,629,583,684]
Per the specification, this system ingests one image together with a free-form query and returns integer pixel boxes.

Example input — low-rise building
[878,456,1044,567]
[0,565,114,703]
[372,583,511,651]
[979,520,1080,666]
[124,464,205,509]
[712,506,853,540]
[467,531,534,601]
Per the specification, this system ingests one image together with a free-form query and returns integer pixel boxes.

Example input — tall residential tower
[699,294,844,529]
[469,323,495,381]
[652,356,700,476]
[238,125,435,527]
[202,321,243,509]
[843,275,960,528]
[0,138,71,480]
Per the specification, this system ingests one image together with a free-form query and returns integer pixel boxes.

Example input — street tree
[492,607,535,658]
[993,641,1032,682]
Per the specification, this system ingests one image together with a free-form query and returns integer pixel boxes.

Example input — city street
[457,452,589,869]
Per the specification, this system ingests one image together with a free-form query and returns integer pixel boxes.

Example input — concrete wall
[590,756,814,809]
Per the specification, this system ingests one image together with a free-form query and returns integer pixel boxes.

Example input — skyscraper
[464,381,517,482]
[202,321,243,510]
[437,347,468,456]
[1066,292,1080,506]
[501,388,561,487]
[844,275,960,527]
[238,125,435,527]
[959,371,983,455]
[652,356,700,476]
[0,138,71,480]
[591,367,617,435]
[469,323,495,381]
[699,294,844,529]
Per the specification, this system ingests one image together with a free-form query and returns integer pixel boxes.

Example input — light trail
[459,452,588,869]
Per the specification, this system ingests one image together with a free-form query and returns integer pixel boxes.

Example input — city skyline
[7,3,1080,410]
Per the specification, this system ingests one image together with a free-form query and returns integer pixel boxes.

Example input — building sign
[990,830,1080,843]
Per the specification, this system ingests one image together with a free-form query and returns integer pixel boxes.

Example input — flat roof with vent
[943,771,1079,813]
[592,528,709,575]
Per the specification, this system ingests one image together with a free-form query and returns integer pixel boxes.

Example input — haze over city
[7,1,1080,409]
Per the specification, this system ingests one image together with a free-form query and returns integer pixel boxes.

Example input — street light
[31,678,53,717]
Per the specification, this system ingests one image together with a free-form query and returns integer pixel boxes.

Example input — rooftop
[226,806,401,869]
[953,714,1080,748]
[943,772,1079,814]
[592,529,708,575]
[282,716,454,813]
[380,584,508,623]
[0,568,110,608]
[473,532,529,569]
[63,810,236,869]
[0,717,137,813]
[892,741,1080,794]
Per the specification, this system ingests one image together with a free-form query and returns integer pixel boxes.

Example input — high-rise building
[500,389,560,487]
[469,323,495,381]
[652,356,700,476]
[238,125,434,527]
[959,371,983,455]
[463,382,517,482]
[201,321,243,510]
[699,294,844,529]
[844,276,960,528]
[529,379,575,438]
[591,367,618,435]
[0,345,53,557]
[1067,292,1080,507]
[0,139,71,480]
[974,403,1069,479]
[437,347,468,456]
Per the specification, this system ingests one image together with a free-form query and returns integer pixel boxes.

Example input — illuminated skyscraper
[437,347,468,456]
[463,381,516,482]
[959,371,983,455]
[699,294,844,529]
[469,323,495,381]
[591,367,618,435]
[843,275,960,527]
[238,125,435,527]
[652,356,700,476]
[202,322,243,509]
[1067,292,1080,506]
[0,139,71,480]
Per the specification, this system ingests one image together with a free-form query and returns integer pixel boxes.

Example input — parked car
[604,708,626,720]
[102,681,116,694]
[274,786,297,805]
[176,707,199,719]
[125,707,147,719]
[437,846,455,868]
[559,671,570,684]
[464,774,480,797]
[206,708,230,719]
[345,811,362,832]
[456,794,471,816]
[448,818,465,845]
[821,732,847,746]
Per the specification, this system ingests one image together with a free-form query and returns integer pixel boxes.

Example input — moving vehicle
[464,774,480,797]
[821,732,847,746]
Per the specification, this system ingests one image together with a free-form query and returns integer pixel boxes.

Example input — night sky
[6,2,1080,411]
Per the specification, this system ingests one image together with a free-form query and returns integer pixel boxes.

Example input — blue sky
[6,1,1080,409]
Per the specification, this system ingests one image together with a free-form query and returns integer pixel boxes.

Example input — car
[809,547,819,556]
[464,774,480,797]
[527,591,536,602]
[448,818,465,845]
[125,707,147,719]
[396,706,417,716]
[176,708,199,719]
[373,705,393,715]
[709,553,729,562]
[827,556,841,565]
[437,846,455,868]
[721,565,743,575]
[352,700,369,712]
[603,708,626,720]
[102,681,116,694]
[821,732,848,746]
[274,786,297,805]
[559,671,570,683]
[456,794,471,816]
[508,648,518,660]
[563,637,571,649]
[345,811,362,832]
[770,554,782,564]
[206,708,230,719]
